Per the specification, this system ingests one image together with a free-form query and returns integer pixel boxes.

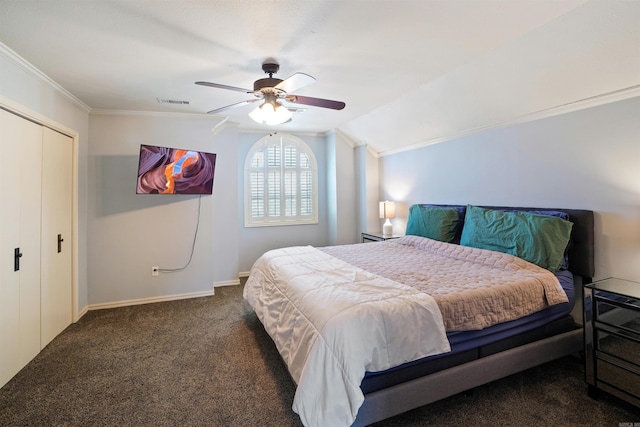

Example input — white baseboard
[77,305,89,320]
[213,278,241,287]
[83,278,245,313]
[85,278,244,312]
[87,288,216,311]
[238,271,251,278]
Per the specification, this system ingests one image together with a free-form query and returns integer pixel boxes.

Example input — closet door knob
[14,248,23,271]
[57,234,64,253]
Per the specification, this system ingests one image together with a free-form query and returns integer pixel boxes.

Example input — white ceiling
[1,0,639,155]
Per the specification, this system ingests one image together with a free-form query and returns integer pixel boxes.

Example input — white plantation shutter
[250,171,264,218]
[300,169,312,216]
[284,171,296,217]
[249,151,264,218]
[245,134,318,226]
[267,170,280,217]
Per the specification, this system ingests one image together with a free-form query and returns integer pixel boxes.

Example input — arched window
[244,133,318,227]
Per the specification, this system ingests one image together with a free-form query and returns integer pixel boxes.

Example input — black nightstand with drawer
[584,277,640,409]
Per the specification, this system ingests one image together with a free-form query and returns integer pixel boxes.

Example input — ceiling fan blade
[274,73,316,94]
[285,94,345,110]
[207,99,259,114]
[196,81,253,94]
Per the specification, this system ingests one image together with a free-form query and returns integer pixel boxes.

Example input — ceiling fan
[195,62,345,125]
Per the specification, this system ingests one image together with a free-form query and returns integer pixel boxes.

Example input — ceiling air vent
[157,98,190,105]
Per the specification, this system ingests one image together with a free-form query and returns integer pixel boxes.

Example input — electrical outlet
[151,266,159,277]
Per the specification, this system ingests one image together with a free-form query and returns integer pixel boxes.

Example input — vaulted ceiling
[1,0,639,155]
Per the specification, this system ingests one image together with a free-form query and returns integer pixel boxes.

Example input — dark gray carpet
[1,285,638,426]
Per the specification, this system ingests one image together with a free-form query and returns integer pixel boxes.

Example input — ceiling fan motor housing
[254,77,283,92]
[254,62,284,93]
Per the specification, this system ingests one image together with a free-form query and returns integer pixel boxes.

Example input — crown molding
[90,108,228,119]
[0,94,79,138]
[211,118,242,136]
[378,84,640,157]
[0,42,91,113]
[333,129,380,158]
[237,126,324,137]
[365,144,379,158]
[332,129,356,149]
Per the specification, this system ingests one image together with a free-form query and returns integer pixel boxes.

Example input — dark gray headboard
[425,205,594,281]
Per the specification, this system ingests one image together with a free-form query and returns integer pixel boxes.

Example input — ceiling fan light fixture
[249,98,292,125]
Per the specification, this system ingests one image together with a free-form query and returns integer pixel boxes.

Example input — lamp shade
[379,201,396,219]
[249,94,292,125]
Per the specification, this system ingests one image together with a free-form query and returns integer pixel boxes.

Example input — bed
[243,204,594,427]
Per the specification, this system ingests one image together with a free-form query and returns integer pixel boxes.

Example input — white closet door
[40,127,73,348]
[0,109,43,386]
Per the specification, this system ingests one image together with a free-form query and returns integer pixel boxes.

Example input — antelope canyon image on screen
[136,144,217,195]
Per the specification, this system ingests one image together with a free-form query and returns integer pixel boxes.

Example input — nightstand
[361,231,402,243]
[584,277,640,408]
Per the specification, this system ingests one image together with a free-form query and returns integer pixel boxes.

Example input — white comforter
[243,246,450,427]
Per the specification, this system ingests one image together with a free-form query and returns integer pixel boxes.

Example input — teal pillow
[459,205,573,272]
[405,205,460,243]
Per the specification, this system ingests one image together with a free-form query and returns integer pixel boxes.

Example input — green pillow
[459,205,573,272]
[405,205,460,243]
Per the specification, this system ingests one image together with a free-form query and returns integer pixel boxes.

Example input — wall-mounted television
[136,144,217,195]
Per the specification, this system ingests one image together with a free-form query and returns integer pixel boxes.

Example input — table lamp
[379,201,396,236]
